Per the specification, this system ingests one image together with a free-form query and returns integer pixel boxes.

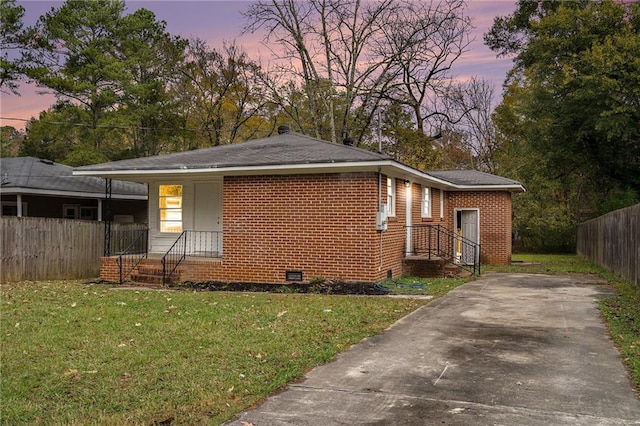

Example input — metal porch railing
[161,230,222,285]
[115,229,149,284]
[406,224,481,277]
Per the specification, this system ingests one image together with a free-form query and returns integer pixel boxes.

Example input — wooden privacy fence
[577,203,639,288]
[1,217,147,283]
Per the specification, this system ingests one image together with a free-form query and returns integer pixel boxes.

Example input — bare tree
[176,39,270,147]
[244,0,473,145]
[244,0,400,144]
[379,0,473,134]
[436,77,499,172]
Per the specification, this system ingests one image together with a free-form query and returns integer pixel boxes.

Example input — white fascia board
[1,187,147,200]
[445,184,527,193]
[73,160,456,185]
[74,161,396,178]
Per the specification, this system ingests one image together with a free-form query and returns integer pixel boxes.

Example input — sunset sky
[1,0,518,131]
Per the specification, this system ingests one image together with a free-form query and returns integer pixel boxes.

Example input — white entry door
[458,209,479,265]
[193,182,222,255]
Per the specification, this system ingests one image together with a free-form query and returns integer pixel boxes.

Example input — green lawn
[2,255,637,424]
[1,280,430,425]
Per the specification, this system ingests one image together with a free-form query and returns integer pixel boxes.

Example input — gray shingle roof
[76,131,391,172]
[428,170,523,187]
[1,157,147,198]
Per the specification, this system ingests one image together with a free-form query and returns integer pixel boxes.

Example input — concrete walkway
[226,273,640,425]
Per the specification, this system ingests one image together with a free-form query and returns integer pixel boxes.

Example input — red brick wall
[99,177,514,284]
[219,173,395,283]
[443,191,513,265]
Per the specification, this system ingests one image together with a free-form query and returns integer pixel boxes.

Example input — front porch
[100,224,481,285]
[102,229,223,285]
[404,224,481,278]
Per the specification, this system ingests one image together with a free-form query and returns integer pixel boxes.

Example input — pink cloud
[1,0,517,131]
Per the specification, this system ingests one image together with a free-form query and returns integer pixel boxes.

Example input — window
[63,204,79,219]
[1,202,27,216]
[422,186,432,218]
[387,177,396,217]
[80,206,97,220]
[159,184,183,232]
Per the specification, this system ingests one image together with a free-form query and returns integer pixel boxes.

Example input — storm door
[455,209,479,265]
[193,182,223,256]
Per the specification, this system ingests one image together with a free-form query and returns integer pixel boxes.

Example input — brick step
[130,273,164,284]
[136,267,164,276]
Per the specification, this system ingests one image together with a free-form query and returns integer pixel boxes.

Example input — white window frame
[159,184,183,233]
[387,177,396,217]
[63,204,79,219]
[422,186,432,218]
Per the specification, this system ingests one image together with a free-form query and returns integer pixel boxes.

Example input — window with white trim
[159,184,183,232]
[422,186,432,218]
[387,177,396,217]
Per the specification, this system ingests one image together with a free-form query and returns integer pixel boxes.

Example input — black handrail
[160,230,223,284]
[116,229,149,284]
[161,231,187,285]
[406,224,480,277]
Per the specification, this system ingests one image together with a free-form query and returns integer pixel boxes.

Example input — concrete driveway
[226,273,640,425]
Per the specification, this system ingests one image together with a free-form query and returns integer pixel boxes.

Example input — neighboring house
[1,156,147,223]
[74,127,525,284]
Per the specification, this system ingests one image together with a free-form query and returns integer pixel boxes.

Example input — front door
[193,182,222,255]
[456,209,479,264]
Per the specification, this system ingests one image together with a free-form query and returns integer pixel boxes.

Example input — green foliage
[488,0,640,252]
[0,280,428,424]
[0,0,25,94]
[384,276,469,297]
[22,0,187,161]
[0,125,23,156]
[599,276,640,393]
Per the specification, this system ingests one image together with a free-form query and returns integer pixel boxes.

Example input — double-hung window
[387,177,396,217]
[422,186,432,218]
[159,184,183,232]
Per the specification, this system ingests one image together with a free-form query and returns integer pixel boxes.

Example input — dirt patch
[175,280,391,295]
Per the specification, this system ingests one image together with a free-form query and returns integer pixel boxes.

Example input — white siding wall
[148,179,219,254]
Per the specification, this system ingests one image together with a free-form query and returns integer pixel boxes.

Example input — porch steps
[126,259,182,286]
[403,256,471,278]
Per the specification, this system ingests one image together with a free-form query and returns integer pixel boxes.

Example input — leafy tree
[24,0,128,150]
[19,103,107,165]
[0,125,23,156]
[487,0,640,191]
[0,0,25,94]
[115,8,187,157]
[486,0,640,251]
[175,39,269,147]
[379,102,442,171]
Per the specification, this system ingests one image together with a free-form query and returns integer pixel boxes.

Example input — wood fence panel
[1,217,147,283]
[577,204,639,288]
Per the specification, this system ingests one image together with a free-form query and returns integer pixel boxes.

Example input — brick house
[74,128,524,284]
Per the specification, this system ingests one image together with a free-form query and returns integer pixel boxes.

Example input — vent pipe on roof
[343,136,354,146]
[277,125,290,134]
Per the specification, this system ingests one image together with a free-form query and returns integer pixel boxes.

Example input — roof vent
[343,136,354,146]
[277,125,291,135]
[39,159,54,165]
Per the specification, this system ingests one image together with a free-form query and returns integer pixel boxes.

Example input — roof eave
[0,187,148,200]
[73,161,525,192]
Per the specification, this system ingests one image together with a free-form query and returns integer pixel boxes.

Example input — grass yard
[1,280,431,425]
[2,254,637,424]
